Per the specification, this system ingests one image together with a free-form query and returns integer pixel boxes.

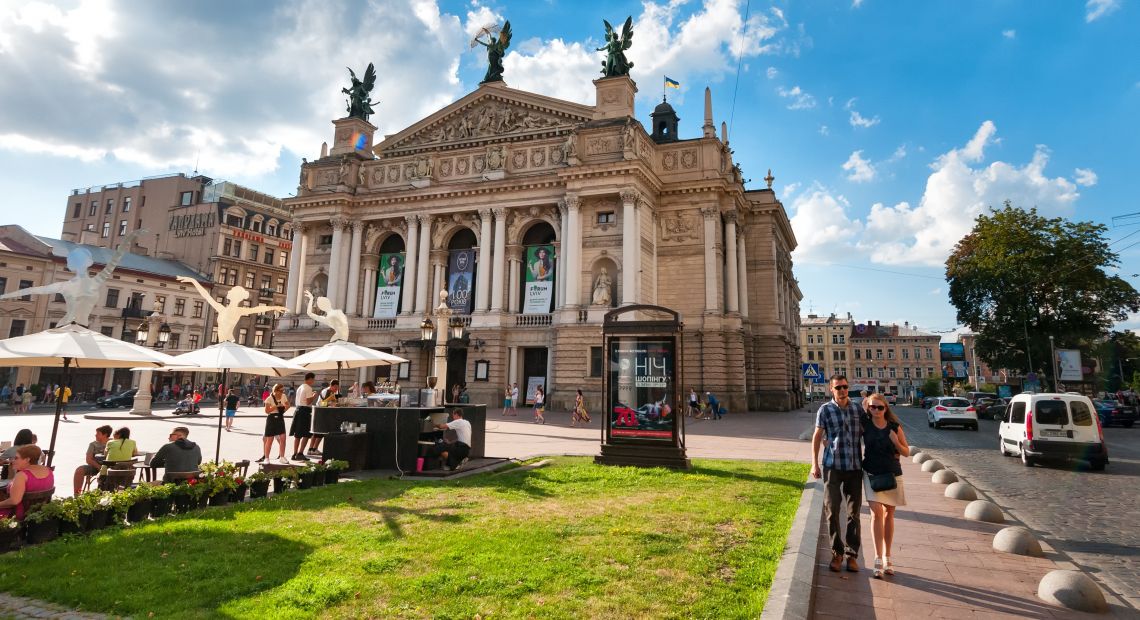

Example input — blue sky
[1,0,1137,338]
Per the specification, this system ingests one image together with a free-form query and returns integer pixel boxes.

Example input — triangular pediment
[375,82,593,158]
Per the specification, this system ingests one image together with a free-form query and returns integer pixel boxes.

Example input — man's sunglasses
[868,405,886,411]
[833,385,849,391]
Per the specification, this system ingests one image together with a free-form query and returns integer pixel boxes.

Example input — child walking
[533,385,545,424]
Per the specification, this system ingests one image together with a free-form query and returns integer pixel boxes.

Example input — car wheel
[1124,421,1134,428]
[970,424,979,431]
[928,418,933,428]
[999,438,1009,456]
[1089,459,1106,471]
[1020,445,1035,467]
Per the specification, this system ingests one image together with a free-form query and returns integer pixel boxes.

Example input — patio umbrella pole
[46,357,71,468]
[214,368,229,463]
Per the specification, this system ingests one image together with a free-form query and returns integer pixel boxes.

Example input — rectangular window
[928,366,935,377]
[877,368,884,379]
[167,333,180,350]
[889,368,896,378]
[129,292,145,310]
[189,334,200,349]
[226,214,243,227]
[590,346,604,377]
[118,220,128,236]
[838,335,845,344]
[926,348,933,359]
[276,277,285,294]
[807,351,814,361]
[223,239,232,256]
[180,191,193,206]
[244,272,256,289]
[105,288,120,308]
[264,249,274,265]
[261,276,272,291]
[831,334,838,345]
[1034,401,1069,426]
[865,349,871,359]
[887,349,895,359]
[122,197,131,212]
[875,349,883,359]
[902,349,909,360]
[278,251,287,267]
[18,280,33,301]
[154,295,166,313]
[251,220,262,233]
[914,348,921,360]
[238,328,248,344]
[267,224,277,237]
[193,300,204,318]
[854,349,861,360]
[8,319,26,338]
[903,367,911,378]
[253,330,265,347]
[0,277,5,294]
[101,222,111,238]
[855,367,863,378]
[100,326,115,337]
[319,234,333,246]
[1010,401,1026,424]
[173,298,185,316]
[211,328,219,344]
[89,200,98,216]
[105,199,114,214]
[807,335,814,345]
[249,244,259,261]
[233,240,242,257]
[915,368,923,379]
[72,203,81,218]
[597,211,615,224]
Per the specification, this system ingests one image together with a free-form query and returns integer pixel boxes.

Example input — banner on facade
[608,339,675,440]
[523,245,555,314]
[372,253,404,318]
[1057,349,1083,381]
[448,249,475,314]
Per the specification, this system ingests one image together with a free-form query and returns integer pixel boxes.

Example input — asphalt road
[895,404,1140,611]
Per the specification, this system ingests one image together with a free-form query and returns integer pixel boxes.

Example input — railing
[515,314,552,327]
[453,315,472,328]
[367,318,396,330]
[279,316,316,330]
[577,309,589,323]
[254,316,273,327]
[258,287,275,299]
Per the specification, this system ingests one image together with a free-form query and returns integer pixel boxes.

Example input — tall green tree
[946,202,1140,378]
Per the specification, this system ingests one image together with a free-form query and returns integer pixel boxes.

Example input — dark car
[1093,399,1137,428]
[95,388,138,408]
[975,397,1006,421]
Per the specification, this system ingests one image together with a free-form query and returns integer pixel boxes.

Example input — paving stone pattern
[896,405,1140,611]
[0,593,107,620]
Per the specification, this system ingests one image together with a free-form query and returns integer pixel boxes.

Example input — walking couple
[811,375,911,579]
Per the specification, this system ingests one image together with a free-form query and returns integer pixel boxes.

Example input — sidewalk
[809,454,1134,619]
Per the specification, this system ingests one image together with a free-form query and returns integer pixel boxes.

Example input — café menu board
[608,339,675,440]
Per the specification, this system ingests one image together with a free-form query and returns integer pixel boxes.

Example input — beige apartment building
[800,314,940,399]
[0,225,212,395]
[276,76,803,412]
[60,176,292,350]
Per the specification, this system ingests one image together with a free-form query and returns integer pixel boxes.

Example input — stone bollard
[920,459,945,473]
[994,526,1044,557]
[945,482,977,501]
[931,469,958,484]
[913,452,932,464]
[964,499,1005,523]
[1037,570,1108,613]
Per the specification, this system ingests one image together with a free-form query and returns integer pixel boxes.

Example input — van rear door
[1033,398,1071,440]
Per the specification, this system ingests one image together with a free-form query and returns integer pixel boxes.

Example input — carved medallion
[531,149,545,167]
[550,146,564,165]
[512,150,527,170]
[439,159,452,177]
[457,158,470,175]
[371,169,385,185]
[662,152,677,171]
[681,149,697,169]
[474,155,486,173]
[387,166,399,183]
[660,212,700,242]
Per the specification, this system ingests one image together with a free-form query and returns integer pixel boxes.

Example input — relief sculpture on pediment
[660,212,700,243]
[402,102,568,148]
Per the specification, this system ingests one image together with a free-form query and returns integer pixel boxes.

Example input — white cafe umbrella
[0,323,183,467]
[288,341,408,386]
[162,341,306,462]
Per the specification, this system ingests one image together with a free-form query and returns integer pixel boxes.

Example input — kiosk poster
[373,253,404,318]
[609,339,675,440]
[523,245,555,314]
[447,249,475,314]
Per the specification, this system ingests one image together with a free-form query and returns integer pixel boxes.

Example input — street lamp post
[130,306,170,415]
[429,290,451,407]
[1048,335,1059,393]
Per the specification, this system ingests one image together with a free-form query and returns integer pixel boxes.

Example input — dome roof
[653,100,676,116]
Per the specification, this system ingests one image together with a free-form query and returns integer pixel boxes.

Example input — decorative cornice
[619,188,639,204]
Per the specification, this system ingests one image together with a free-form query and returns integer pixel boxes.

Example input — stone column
[507,345,518,387]
[338,232,353,309]
[702,207,719,312]
[475,209,492,312]
[402,215,420,315]
[431,254,445,302]
[556,203,568,309]
[507,246,522,312]
[286,222,304,313]
[326,216,347,304]
[362,263,375,317]
[490,208,507,312]
[293,225,308,314]
[345,220,364,316]
[621,189,639,305]
[564,195,581,306]
[415,216,432,314]
[724,212,739,314]
[737,227,749,318]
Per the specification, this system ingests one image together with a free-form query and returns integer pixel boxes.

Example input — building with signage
[800,313,855,393]
[0,225,212,394]
[276,76,803,412]
[799,315,940,398]
[59,175,292,350]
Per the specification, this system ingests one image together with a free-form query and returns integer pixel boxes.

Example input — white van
[998,392,1109,470]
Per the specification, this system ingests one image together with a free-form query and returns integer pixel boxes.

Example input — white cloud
[1002,29,1016,39]
[849,110,880,128]
[778,85,817,110]
[766,66,779,79]
[852,0,865,7]
[818,125,829,136]
[844,97,857,110]
[886,145,907,162]
[842,150,876,183]
[929,288,944,296]
[782,182,801,198]
[1074,168,1098,187]
[1086,0,1120,22]
[788,185,865,263]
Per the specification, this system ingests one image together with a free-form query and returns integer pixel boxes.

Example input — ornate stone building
[277,76,802,412]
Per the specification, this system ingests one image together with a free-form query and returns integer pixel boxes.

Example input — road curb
[761,476,824,620]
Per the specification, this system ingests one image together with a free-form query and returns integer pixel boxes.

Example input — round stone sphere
[993,526,1044,557]
[945,482,978,501]
[920,459,945,473]
[1037,570,1108,613]
[913,452,932,464]
[964,499,1005,523]
[931,469,958,484]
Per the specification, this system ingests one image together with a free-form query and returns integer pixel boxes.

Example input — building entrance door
[522,347,548,405]
[446,347,468,402]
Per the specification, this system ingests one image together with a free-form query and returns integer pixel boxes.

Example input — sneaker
[255,456,266,463]
[295,453,310,461]
[458,457,469,469]
[306,449,321,456]
[277,457,290,464]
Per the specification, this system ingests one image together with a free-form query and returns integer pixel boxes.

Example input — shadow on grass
[0,528,313,618]
[688,463,807,489]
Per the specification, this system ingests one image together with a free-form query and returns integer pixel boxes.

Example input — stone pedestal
[593,76,637,120]
[330,117,377,157]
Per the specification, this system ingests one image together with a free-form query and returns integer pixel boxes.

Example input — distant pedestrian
[502,385,513,416]
[811,375,863,573]
[571,389,590,426]
[55,385,72,421]
[861,392,909,579]
[533,385,545,424]
[688,387,700,418]
[224,388,239,431]
[706,392,722,420]
[508,383,519,416]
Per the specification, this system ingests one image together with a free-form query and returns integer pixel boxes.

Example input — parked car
[920,396,938,410]
[95,388,138,408]
[975,397,1006,421]
[1093,399,1137,428]
[927,397,978,430]
[886,393,897,405]
[966,391,999,406]
[999,393,1108,470]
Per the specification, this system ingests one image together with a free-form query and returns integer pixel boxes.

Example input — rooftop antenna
[193,151,200,175]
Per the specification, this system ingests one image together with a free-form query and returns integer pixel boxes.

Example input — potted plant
[296,463,318,490]
[231,477,248,503]
[272,468,296,495]
[56,497,88,535]
[171,482,194,513]
[0,516,23,552]
[188,478,210,509]
[324,460,348,484]
[109,486,137,525]
[149,484,174,518]
[24,501,62,544]
[247,471,271,499]
[208,473,237,507]
[126,485,154,523]
[310,462,327,487]
[85,491,114,530]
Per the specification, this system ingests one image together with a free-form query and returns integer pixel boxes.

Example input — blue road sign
[802,363,824,383]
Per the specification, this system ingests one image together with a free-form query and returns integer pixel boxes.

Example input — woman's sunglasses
[868,404,887,411]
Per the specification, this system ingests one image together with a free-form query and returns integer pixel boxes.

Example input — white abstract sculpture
[305,290,349,342]
[0,230,145,326]
[177,276,287,342]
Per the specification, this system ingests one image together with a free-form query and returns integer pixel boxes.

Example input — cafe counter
[313,404,487,471]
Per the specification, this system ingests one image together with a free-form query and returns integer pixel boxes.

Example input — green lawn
[0,458,807,619]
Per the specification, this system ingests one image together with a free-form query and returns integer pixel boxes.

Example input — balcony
[515,314,552,327]
[258,287,275,300]
[367,318,396,330]
[120,306,150,320]
[254,315,273,327]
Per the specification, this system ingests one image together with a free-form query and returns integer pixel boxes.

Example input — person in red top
[0,445,54,519]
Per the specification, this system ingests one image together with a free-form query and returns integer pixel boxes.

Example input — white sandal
[872,558,884,579]
[883,557,895,575]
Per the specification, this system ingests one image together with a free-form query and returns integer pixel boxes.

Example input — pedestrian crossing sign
[802,363,824,383]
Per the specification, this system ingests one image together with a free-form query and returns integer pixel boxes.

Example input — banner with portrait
[1057,349,1083,381]
[523,244,555,314]
[447,249,475,314]
[373,253,404,318]
[608,339,676,440]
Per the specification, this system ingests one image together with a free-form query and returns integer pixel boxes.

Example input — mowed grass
[0,458,808,619]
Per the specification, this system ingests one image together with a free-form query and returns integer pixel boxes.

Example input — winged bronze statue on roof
[342,63,377,121]
[598,17,634,77]
[472,20,512,83]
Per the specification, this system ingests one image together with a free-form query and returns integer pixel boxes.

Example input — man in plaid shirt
[811,374,864,572]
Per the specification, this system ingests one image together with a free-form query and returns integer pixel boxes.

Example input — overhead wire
[726,0,752,143]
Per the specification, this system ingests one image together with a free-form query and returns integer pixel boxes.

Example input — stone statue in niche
[591,267,612,307]
[304,290,349,342]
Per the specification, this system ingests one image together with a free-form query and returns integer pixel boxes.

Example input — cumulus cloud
[766,66,779,79]
[788,185,865,263]
[852,0,865,7]
[1074,168,1098,187]
[1002,29,1016,39]
[842,150,876,182]
[1086,0,1120,22]
[886,145,907,162]
[778,85,817,110]
[849,110,880,128]
[818,125,829,136]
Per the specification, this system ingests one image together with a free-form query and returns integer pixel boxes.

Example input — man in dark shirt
[151,426,202,482]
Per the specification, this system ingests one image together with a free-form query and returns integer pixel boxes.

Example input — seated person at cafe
[431,409,472,471]
[150,426,202,482]
[2,428,36,460]
[361,382,376,396]
[101,427,140,475]
[72,425,112,496]
[0,445,54,520]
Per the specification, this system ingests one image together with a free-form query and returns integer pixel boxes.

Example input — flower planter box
[324,470,341,485]
[297,472,316,490]
[25,518,60,544]
[150,497,173,519]
[272,478,290,495]
[311,472,326,487]
[88,508,112,531]
[172,494,194,513]
[196,495,209,509]
[58,514,90,536]
[208,493,230,507]
[127,499,153,523]
[231,484,248,503]
[0,525,22,552]
[249,480,270,499]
